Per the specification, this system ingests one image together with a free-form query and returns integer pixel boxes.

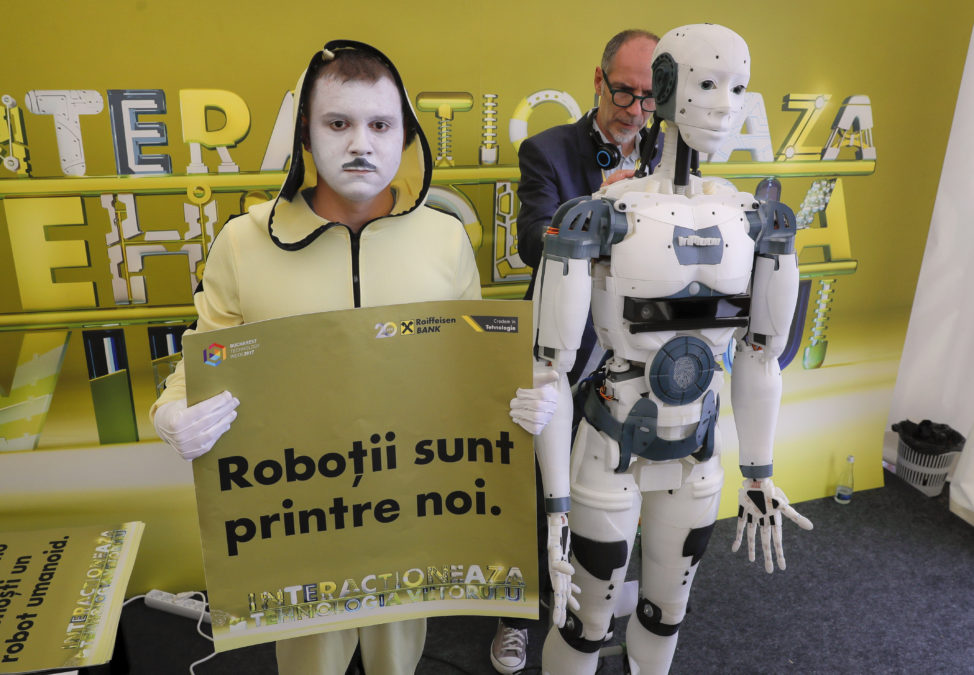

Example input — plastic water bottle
[834,455,854,504]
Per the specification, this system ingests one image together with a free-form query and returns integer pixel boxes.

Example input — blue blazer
[516,116,605,274]
[516,116,607,387]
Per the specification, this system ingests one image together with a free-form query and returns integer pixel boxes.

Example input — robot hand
[509,368,559,435]
[732,478,813,573]
[153,392,239,461]
[546,512,581,627]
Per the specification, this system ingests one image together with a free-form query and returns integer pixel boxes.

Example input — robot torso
[588,188,758,464]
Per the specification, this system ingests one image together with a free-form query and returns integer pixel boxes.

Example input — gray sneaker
[489,620,528,674]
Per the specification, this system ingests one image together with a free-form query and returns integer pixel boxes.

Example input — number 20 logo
[374,321,397,339]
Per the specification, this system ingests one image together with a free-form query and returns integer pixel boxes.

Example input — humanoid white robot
[525,24,814,674]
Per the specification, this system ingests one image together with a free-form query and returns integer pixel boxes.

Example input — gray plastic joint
[545,496,571,513]
[740,463,773,479]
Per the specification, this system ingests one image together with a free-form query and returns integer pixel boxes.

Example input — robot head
[651,24,750,155]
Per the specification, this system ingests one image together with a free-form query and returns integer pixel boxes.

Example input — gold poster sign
[0,522,143,674]
[184,300,537,652]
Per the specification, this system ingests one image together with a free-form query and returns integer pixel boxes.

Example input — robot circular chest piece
[647,335,716,405]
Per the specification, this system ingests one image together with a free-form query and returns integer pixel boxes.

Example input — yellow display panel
[1,0,972,593]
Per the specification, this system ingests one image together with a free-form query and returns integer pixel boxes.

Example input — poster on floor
[0,522,144,674]
[184,299,537,652]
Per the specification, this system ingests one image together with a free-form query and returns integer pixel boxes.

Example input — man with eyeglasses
[490,29,659,675]
[516,29,658,383]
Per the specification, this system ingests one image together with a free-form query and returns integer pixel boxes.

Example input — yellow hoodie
[152,40,481,412]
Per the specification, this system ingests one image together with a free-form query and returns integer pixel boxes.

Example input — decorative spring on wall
[415,92,474,167]
[479,93,498,165]
[804,277,836,369]
[436,117,453,165]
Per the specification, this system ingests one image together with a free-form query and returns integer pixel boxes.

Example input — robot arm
[731,199,812,573]
[529,196,626,625]
[532,251,588,513]
[735,199,800,478]
[532,196,627,510]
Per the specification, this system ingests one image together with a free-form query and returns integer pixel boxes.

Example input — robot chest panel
[609,193,755,298]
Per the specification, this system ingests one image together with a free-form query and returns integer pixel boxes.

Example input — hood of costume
[267,39,433,249]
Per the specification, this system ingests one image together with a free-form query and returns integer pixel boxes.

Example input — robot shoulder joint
[746,199,798,256]
[543,196,628,260]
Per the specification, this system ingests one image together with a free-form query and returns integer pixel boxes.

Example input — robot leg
[626,453,724,675]
[542,419,641,675]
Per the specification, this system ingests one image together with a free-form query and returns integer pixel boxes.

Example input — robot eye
[700,80,716,90]
[732,85,746,95]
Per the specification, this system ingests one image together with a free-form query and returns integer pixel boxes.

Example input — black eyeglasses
[603,75,655,112]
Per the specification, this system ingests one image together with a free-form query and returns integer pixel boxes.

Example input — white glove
[732,477,813,573]
[546,512,581,627]
[153,391,239,461]
[509,369,559,435]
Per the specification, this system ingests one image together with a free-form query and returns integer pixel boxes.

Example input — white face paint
[675,63,749,155]
[307,75,404,205]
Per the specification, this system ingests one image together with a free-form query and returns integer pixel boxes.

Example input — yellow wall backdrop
[2,0,973,592]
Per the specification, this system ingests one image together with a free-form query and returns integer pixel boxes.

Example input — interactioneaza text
[243,564,526,627]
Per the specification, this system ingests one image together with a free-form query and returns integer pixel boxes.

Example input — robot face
[654,24,750,155]
[675,62,749,154]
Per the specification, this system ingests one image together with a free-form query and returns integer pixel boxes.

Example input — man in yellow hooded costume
[150,40,481,674]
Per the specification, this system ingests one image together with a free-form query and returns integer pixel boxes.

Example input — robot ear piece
[652,53,677,107]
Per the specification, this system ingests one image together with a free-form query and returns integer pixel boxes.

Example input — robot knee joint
[559,610,608,653]
[571,533,628,580]
[635,597,682,637]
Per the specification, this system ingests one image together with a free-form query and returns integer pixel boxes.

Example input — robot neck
[655,124,695,194]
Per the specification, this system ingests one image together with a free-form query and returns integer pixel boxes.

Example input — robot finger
[760,522,774,573]
[551,601,566,628]
[731,513,746,552]
[781,503,814,530]
[568,587,581,612]
[551,559,576,576]
[772,519,787,571]
[746,520,758,562]
[551,581,572,627]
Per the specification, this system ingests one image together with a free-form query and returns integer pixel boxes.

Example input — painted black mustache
[342,158,377,171]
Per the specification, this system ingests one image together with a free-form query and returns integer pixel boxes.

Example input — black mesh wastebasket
[892,419,965,497]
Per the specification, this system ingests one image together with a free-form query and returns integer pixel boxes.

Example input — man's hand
[509,369,559,435]
[600,169,635,187]
[153,392,239,461]
[546,512,581,627]
[732,477,813,573]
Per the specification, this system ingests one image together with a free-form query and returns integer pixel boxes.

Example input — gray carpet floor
[102,469,974,674]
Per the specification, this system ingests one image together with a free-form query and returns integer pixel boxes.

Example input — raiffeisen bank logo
[204,343,226,366]
[375,316,459,338]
